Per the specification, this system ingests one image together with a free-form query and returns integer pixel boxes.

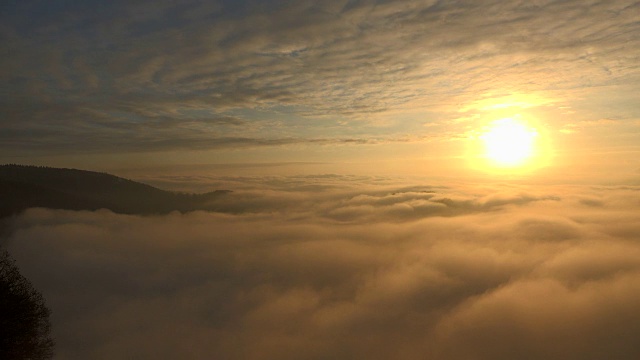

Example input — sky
[1,0,639,179]
[2,1,640,359]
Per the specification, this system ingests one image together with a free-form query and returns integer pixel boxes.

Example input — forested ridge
[0,165,230,218]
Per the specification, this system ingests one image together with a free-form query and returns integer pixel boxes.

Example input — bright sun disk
[481,118,537,167]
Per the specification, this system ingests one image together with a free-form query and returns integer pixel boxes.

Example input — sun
[481,118,538,167]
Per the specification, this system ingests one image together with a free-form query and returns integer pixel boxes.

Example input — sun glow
[481,118,538,167]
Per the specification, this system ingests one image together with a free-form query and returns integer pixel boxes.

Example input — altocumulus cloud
[5,179,640,360]
[2,0,639,154]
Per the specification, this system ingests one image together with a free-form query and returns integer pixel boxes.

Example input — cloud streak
[5,179,640,359]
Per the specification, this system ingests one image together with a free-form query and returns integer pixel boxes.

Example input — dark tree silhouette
[0,249,54,359]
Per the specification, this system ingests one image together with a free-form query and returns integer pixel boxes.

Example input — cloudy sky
[3,1,640,359]
[2,0,639,178]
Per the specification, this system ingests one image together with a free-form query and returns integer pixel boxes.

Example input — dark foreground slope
[0,165,230,218]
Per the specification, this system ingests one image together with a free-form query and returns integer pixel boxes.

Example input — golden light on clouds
[2,1,640,359]
[460,93,556,113]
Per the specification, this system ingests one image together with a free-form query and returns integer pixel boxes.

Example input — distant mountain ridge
[0,165,231,218]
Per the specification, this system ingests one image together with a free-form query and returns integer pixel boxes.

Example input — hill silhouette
[0,165,231,218]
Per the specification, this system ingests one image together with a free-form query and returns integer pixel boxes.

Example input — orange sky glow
[1,1,638,183]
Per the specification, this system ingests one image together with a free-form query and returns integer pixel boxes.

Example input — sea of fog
[5,175,640,360]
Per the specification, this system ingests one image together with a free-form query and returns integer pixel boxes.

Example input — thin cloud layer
[6,180,640,359]
[2,0,639,154]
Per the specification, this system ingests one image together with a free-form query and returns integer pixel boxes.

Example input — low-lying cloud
[5,179,640,359]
